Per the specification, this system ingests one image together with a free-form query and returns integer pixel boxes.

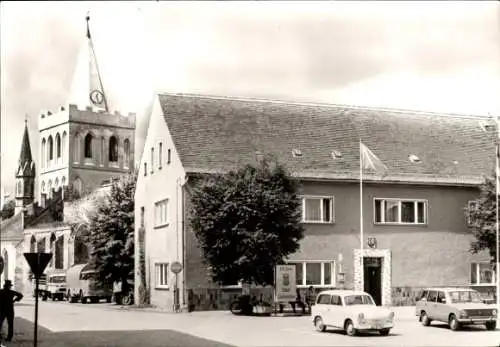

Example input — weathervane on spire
[86,12,91,39]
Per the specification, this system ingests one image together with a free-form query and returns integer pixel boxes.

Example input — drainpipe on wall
[181,176,189,308]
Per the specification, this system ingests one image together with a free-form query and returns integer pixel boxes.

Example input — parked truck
[66,263,112,304]
[31,270,67,301]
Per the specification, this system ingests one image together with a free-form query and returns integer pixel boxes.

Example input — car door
[329,295,343,328]
[435,291,448,322]
[315,294,331,323]
[426,290,438,320]
[416,290,429,315]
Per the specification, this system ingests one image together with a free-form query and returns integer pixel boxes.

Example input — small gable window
[159,142,163,169]
[292,148,302,158]
[331,150,343,159]
[144,163,147,177]
[408,154,421,163]
[167,149,171,164]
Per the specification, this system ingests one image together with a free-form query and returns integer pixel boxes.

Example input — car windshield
[49,276,66,283]
[344,295,375,306]
[450,291,482,304]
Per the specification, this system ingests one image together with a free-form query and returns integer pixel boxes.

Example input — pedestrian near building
[0,280,23,343]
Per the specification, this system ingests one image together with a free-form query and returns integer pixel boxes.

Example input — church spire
[67,14,109,112]
[18,117,33,167]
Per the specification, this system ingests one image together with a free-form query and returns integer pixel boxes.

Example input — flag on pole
[86,15,109,112]
[360,142,388,175]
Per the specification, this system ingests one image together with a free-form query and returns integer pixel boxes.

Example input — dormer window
[292,149,302,158]
[331,150,343,159]
[408,154,421,163]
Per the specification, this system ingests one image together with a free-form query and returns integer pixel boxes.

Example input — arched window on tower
[84,133,93,158]
[124,139,130,169]
[55,236,64,269]
[41,138,46,169]
[41,181,45,196]
[62,132,67,164]
[17,181,22,196]
[109,136,118,162]
[101,137,105,165]
[48,136,54,161]
[56,133,61,162]
[48,180,53,199]
[73,133,80,163]
[37,237,46,253]
[74,229,89,265]
[30,235,36,253]
[49,233,56,267]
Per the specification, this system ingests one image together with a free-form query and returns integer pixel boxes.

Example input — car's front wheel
[344,319,357,336]
[379,329,390,336]
[420,311,431,326]
[485,321,496,331]
[314,316,326,332]
[449,314,460,331]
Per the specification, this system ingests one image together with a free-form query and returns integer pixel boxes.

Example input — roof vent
[60,106,65,111]
[408,154,421,163]
[453,160,459,165]
[479,120,495,132]
[292,149,302,158]
[47,111,52,116]
[331,150,343,159]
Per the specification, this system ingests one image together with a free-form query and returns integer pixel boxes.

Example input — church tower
[15,120,36,215]
[37,15,136,201]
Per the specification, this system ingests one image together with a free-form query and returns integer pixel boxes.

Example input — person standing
[0,280,23,342]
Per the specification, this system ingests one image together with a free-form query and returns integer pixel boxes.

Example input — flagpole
[359,140,364,292]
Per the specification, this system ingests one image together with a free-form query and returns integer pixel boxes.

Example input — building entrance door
[363,257,382,306]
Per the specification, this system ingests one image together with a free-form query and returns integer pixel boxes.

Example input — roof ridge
[158,92,491,120]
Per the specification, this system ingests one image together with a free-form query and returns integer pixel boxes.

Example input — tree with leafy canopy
[465,173,499,264]
[1,200,15,220]
[190,157,305,287]
[86,172,136,292]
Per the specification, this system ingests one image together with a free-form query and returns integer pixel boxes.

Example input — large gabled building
[134,93,497,311]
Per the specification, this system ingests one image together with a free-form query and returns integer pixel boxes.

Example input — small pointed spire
[18,117,33,166]
[86,13,91,39]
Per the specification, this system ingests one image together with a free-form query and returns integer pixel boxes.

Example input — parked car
[66,263,113,304]
[415,287,497,331]
[311,290,395,336]
[38,271,67,301]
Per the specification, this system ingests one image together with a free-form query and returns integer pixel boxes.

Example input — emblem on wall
[367,237,377,249]
[89,90,104,105]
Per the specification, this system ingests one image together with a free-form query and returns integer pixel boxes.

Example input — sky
[1,1,499,196]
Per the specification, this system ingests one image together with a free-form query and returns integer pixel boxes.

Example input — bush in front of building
[190,156,305,289]
[465,173,499,265]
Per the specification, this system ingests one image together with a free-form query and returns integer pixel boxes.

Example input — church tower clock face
[90,90,104,105]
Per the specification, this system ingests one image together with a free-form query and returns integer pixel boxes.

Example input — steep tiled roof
[158,93,496,186]
[0,212,24,242]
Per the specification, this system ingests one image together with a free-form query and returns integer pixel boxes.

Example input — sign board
[0,256,4,274]
[24,253,52,278]
[275,264,296,302]
[171,261,183,274]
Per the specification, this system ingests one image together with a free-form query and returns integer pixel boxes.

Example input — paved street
[3,298,498,347]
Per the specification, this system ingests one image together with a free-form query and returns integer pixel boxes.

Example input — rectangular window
[155,263,169,288]
[151,148,154,173]
[374,198,427,225]
[289,261,335,287]
[167,149,171,164]
[144,163,147,176]
[302,196,334,223]
[159,142,163,170]
[467,200,477,226]
[470,262,496,285]
[154,199,168,227]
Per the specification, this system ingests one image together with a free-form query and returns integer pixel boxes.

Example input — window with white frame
[302,196,334,223]
[154,199,168,227]
[155,263,169,288]
[288,261,336,286]
[374,198,427,225]
[467,200,478,226]
[470,262,496,285]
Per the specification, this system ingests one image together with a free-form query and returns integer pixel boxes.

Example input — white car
[311,290,395,336]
